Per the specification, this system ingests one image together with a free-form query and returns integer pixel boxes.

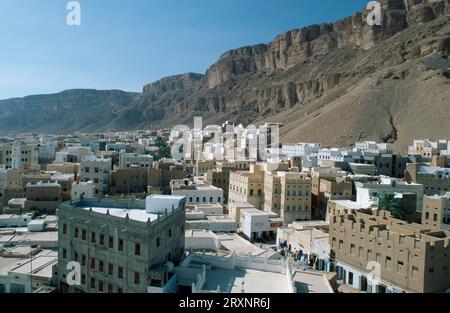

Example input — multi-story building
[264,171,312,224]
[405,164,450,196]
[408,139,448,158]
[46,163,79,177]
[154,159,185,194]
[57,195,186,293]
[311,167,348,219]
[118,152,153,169]
[228,164,265,210]
[194,160,216,177]
[71,181,95,201]
[329,201,450,293]
[216,160,253,172]
[354,141,393,154]
[422,194,450,230]
[170,179,223,205]
[239,208,283,241]
[355,177,424,212]
[50,173,75,202]
[315,178,353,220]
[24,181,61,215]
[281,143,321,157]
[205,169,230,202]
[110,167,149,195]
[79,157,112,196]
[0,142,39,170]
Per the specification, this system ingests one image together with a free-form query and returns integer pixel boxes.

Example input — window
[74,252,79,262]
[63,224,67,235]
[118,266,124,279]
[169,229,172,238]
[412,266,419,278]
[156,237,160,247]
[90,258,96,269]
[348,272,354,285]
[99,260,104,272]
[108,284,113,293]
[82,255,86,266]
[385,256,392,268]
[203,197,206,203]
[117,287,123,293]
[98,280,104,292]
[109,236,114,249]
[81,274,86,285]
[90,278,95,289]
[108,263,114,275]
[134,272,141,285]
[218,197,221,203]
[62,248,67,259]
[99,234,104,246]
[74,227,79,238]
[82,229,87,241]
[135,243,141,256]
[91,232,96,243]
[119,239,124,251]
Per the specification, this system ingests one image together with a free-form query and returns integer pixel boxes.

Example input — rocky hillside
[0,89,138,133]
[1,0,449,153]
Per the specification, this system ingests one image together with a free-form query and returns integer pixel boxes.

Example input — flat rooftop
[293,271,334,293]
[331,200,369,210]
[83,208,160,222]
[203,268,290,293]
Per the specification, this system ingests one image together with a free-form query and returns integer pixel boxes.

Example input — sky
[0,0,369,100]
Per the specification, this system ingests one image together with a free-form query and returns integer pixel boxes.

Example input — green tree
[154,137,171,161]
[377,193,405,219]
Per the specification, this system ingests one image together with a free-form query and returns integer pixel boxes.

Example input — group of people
[278,240,318,269]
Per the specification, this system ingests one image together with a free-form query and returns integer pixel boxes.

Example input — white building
[0,249,57,293]
[282,143,321,157]
[71,181,96,201]
[356,177,424,211]
[0,214,33,228]
[354,141,393,154]
[408,139,448,158]
[67,146,93,162]
[118,152,153,169]
[185,213,237,233]
[171,179,224,205]
[240,208,282,241]
[79,157,112,196]
[145,194,187,214]
[105,143,126,153]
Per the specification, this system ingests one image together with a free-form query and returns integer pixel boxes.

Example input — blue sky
[0,0,368,100]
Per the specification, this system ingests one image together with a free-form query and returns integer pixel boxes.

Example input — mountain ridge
[1,0,449,153]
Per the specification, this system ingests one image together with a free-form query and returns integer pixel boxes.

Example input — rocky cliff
[1,0,449,152]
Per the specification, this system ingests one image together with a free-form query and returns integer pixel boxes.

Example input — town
[0,122,448,294]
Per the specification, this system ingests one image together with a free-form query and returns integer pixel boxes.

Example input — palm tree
[377,193,405,219]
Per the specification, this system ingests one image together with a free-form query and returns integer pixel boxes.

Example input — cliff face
[110,0,449,152]
[1,0,449,152]
[0,89,138,133]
